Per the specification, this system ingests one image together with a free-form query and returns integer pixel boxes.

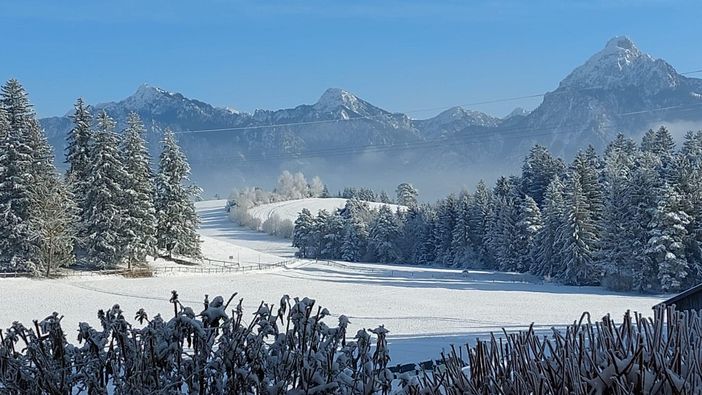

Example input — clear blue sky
[1,0,701,118]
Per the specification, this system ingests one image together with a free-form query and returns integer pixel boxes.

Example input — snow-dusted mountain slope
[248,198,407,224]
[38,37,702,196]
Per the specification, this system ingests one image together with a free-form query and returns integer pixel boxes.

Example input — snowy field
[0,200,667,363]
[248,197,406,224]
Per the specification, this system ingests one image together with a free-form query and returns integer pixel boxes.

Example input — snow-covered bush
[227,171,329,213]
[262,214,294,238]
[1,297,700,393]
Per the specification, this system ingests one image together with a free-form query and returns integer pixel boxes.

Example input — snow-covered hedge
[1,294,700,393]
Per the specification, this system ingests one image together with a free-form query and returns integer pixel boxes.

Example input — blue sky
[1,0,701,118]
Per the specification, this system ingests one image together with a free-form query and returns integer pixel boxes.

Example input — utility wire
[188,102,702,165]
[171,67,702,136]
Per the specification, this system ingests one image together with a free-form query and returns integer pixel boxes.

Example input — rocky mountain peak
[558,36,678,93]
[313,88,364,112]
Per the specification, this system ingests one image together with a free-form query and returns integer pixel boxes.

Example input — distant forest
[293,127,702,292]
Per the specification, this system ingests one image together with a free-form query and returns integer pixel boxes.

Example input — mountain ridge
[39,36,702,197]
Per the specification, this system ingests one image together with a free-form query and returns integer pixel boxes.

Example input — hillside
[248,197,407,224]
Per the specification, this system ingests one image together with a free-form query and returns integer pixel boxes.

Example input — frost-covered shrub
[0,292,390,394]
[2,297,700,394]
[261,214,294,238]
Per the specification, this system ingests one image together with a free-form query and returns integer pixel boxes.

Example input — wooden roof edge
[654,283,702,308]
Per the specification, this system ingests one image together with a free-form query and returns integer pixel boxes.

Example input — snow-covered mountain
[513,36,702,156]
[39,36,702,196]
[414,106,501,139]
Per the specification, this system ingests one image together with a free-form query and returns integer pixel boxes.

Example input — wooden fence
[0,259,295,278]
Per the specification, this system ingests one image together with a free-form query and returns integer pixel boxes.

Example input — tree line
[293,127,702,292]
[0,80,201,276]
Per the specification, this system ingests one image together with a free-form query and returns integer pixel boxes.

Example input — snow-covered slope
[248,198,406,224]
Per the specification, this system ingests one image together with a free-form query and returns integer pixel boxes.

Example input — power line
[171,67,702,136]
[188,102,702,166]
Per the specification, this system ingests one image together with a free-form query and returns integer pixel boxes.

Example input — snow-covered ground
[199,199,297,257]
[248,197,406,224]
[0,200,667,363]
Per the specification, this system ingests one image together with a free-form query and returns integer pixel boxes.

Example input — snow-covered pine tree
[646,184,691,292]
[396,183,418,207]
[521,145,565,207]
[292,208,315,258]
[530,177,566,278]
[597,140,639,290]
[556,173,600,285]
[641,128,657,153]
[464,180,491,266]
[483,177,512,268]
[320,184,331,198]
[120,113,157,269]
[605,133,638,158]
[629,153,665,291]
[516,195,542,272]
[340,199,369,262]
[0,104,38,272]
[368,205,400,263]
[321,210,344,259]
[311,209,330,259]
[394,204,423,263]
[673,131,702,284]
[155,129,202,259]
[83,111,130,268]
[65,98,93,233]
[434,195,458,264]
[495,191,522,272]
[571,150,604,227]
[450,192,474,266]
[0,80,51,272]
[378,191,391,204]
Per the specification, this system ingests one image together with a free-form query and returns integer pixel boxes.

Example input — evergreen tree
[495,192,521,272]
[450,192,474,266]
[531,178,566,278]
[292,208,315,258]
[629,153,665,291]
[65,98,93,204]
[368,205,400,263]
[598,145,640,290]
[396,183,418,207]
[646,184,691,292]
[557,174,600,285]
[516,195,542,272]
[434,195,458,264]
[83,112,129,268]
[311,209,331,259]
[416,208,438,265]
[468,180,493,266]
[0,102,38,271]
[321,211,344,259]
[521,145,565,207]
[120,113,157,268]
[0,80,52,272]
[340,200,368,262]
[673,131,702,284]
[605,133,638,158]
[155,129,201,259]
[571,150,604,226]
[378,191,391,204]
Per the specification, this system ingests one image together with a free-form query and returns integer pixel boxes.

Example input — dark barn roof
[655,283,702,310]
